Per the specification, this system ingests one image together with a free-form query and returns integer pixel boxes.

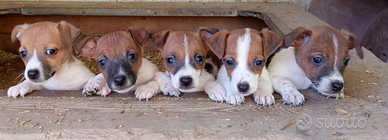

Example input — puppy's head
[284,26,364,97]
[152,28,218,91]
[11,21,81,83]
[206,28,283,94]
[77,29,150,93]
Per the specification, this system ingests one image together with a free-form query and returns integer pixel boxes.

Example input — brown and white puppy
[78,29,160,98]
[205,28,284,105]
[7,21,95,98]
[268,26,364,106]
[149,28,220,97]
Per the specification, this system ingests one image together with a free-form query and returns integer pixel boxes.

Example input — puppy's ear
[151,30,170,52]
[127,28,151,47]
[205,30,228,59]
[11,24,29,43]
[57,21,82,49]
[73,35,98,58]
[342,30,364,59]
[260,29,284,60]
[284,27,312,48]
[199,27,219,51]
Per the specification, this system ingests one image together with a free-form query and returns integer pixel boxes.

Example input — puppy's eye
[311,56,323,65]
[195,54,204,63]
[45,49,57,55]
[166,56,176,65]
[20,50,27,58]
[253,59,264,67]
[224,59,235,67]
[98,58,106,67]
[128,53,137,61]
[343,59,350,66]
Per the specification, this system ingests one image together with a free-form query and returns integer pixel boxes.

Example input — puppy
[147,28,220,98]
[7,21,95,98]
[268,26,364,106]
[77,29,160,97]
[204,28,284,105]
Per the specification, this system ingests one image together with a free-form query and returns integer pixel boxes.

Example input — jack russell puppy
[77,29,160,97]
[205,28,284,105]
[142,28,220,99]
[268,26,364,106]
[7,21,95,98]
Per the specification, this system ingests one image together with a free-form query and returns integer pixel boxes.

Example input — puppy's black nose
[237,82,250,93]
[113,76,126,86]
[331,82,344,92]
[27,69,39,80]
[179,76,193,86]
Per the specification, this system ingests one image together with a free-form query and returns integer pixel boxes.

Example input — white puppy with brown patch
[7,21,95,98]
[268,26,364,106]
[204,28,284,105]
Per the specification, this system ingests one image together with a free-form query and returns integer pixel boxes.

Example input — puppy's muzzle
[179,76,193,86]
[113,75,127,86]
[27,69,40,80]
[331,81,343,92]
[237,82,250,93]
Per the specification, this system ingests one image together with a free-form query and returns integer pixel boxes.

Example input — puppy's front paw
[83,77,106,96]
[96,83,111,97]
[282,90,305,106]
[7,84,32,98]
[160,82,180,97]
[225,94,245,106]
[205,82,226,102]
[254,92,275,106]
[135,82,159,101]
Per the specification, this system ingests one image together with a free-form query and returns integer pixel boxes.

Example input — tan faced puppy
[268,26,364,106]
[205,28,284,105]
[78,29,160,98]
[7,21,95,98]
[151,28,219,97]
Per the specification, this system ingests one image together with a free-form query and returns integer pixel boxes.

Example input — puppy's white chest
[43,58,95,90]
[268,47,312,89]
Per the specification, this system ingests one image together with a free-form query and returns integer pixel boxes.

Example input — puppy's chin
[112,85,134,93]
[313,85,344,99]
[27,79,47,84]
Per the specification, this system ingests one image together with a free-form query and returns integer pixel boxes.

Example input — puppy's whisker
[15,70,25,81]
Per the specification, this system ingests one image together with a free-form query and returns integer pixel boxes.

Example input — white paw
[282,90,305,106]
[7,83,32,98]
[205,82,226,102]
[96,83,111,97]
[254,93,275,106]
[225,94,245,105]
[83,77,106,96]
[160,82,180,97]
[135,82,159,101]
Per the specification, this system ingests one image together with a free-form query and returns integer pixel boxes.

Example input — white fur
[268,47,310,105]
[8,55,95,98]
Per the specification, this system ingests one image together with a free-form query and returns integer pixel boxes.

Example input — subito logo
[296,113,313,130]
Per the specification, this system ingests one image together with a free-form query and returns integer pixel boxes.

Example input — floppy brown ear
[151,30,170,52]
[342,30,364,59]
[205,30,228,59]
[199,27,219,52]
[199,27,219,42]
[260,29,284,60]
[284,27,312,48]
[73,35,98,58]
[57,21,82,49]
[127,28,151,47]
[11,24,30,43]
